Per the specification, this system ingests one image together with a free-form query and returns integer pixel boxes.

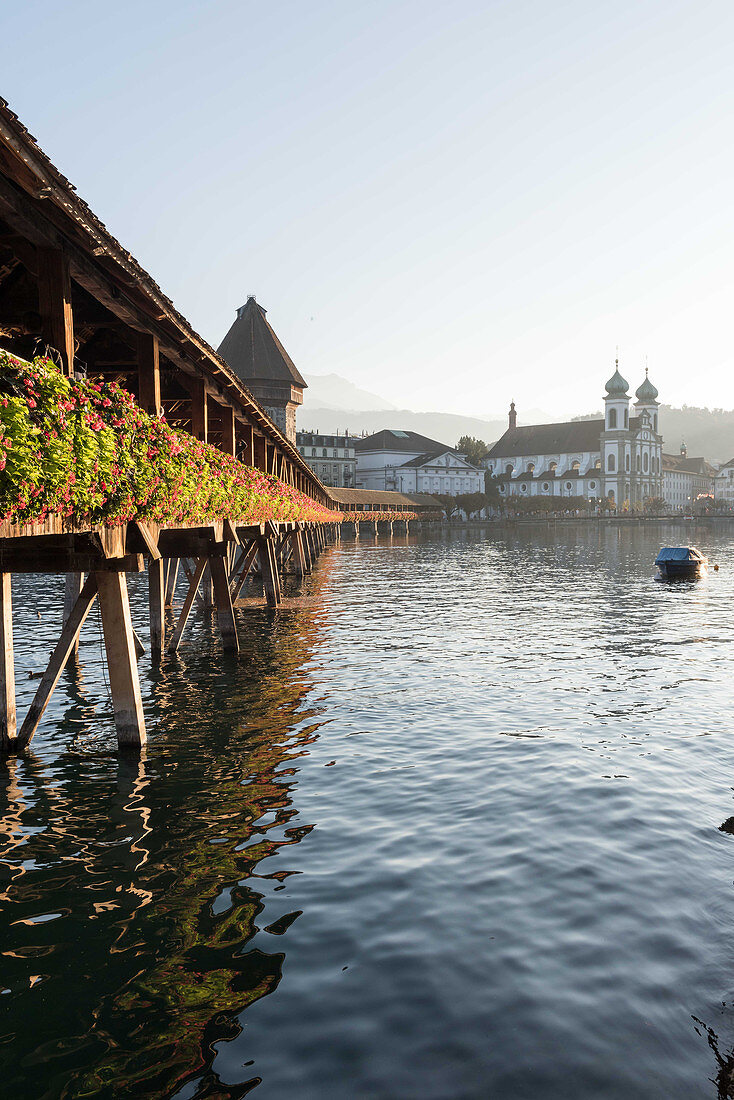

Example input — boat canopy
[655,546,704,563]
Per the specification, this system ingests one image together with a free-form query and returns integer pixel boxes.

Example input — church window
[542,482,549,491]
[572,460,580,471]
[505,464,513,476]
[653,414,657,431]
[625,453,630,471]
[322,448,327,457]
[643,453,649,473]
[608,454,616,472]
[608,408,617,428]
[636,455,641,472]
[590,481,596,490]
[566,482,572,490]
[520,483,527,493]
[624,409,629,428]
[527,462,535,474]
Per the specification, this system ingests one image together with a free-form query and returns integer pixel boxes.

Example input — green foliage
[0,352,340,528]
[456,435,487,466]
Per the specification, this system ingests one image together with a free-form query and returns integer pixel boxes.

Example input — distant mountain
[298,406,508,449]
[573,405,734,465]
[302,373,397,412]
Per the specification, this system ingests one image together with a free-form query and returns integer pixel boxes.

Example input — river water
[1,523,734,1099]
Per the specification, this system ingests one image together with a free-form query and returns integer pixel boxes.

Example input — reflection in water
[0,524,733,1097]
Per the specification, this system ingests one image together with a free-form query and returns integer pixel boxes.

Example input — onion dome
[605,359,629,396]
[634,368,659,404]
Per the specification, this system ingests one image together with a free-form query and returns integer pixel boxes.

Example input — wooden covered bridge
[0,100,346,754]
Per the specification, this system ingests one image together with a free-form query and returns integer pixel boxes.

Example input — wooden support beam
[210,557,239,653]
[230,540,259,600]
[292,530,308,577]
[0,574,16,750]
[148,558,164,661]
[137,332,161,416]
[257,536,282,607]
[164,559,179,607]
[37,247,74,376]
[16,575,99,750]
[220,405,236,457]
[253,432,266,471]
[189,379,208,442]
[94,571,146,748]
[63,572,84,656]
[168,556,207,653]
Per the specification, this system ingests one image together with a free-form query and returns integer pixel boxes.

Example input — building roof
[662,453,716,477]
[353,429,451,454]
[217,296,306,389]
[605,363,629,395]
[399,451,478,470]
[327,487,443,510]
[485,419,604,460]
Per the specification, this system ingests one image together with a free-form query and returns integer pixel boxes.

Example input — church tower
[217,297,306,443]
[601,360,630,506]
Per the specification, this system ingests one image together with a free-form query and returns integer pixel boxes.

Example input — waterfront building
[661,444,715,510]
[482,364,663,507]
[296,431,356,487]
[714,459,734,507]
[354,430,484,494]
[218,296,305,443]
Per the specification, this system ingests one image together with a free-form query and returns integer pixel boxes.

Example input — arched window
[636,455,641,472]
[572,460,580,472]
[608,453,616,472]
[566,482,572,490]
[505,463,513,476]
[624,409,629,428]
[549,461,557,477]
[589,481,596,490]
[653,414,658,431]
[608,408,617,429]
[595,458,601,469]
[643,453,649,473]
[608,490,615,503]
[526,462,535,474]
[520,483,527,493]
[625,453,630,472]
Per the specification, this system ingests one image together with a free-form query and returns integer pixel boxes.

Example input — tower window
[608,408,617,429]
[608,454,615,472]
[624,409,629,428]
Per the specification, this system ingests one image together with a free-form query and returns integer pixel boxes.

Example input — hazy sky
[4,0,734,419]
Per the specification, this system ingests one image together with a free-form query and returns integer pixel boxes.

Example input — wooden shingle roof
[217,297,306,388]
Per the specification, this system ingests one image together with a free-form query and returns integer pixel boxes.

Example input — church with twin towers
[483,362,663,507]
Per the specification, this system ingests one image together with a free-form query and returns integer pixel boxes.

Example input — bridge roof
[327,488,443,510]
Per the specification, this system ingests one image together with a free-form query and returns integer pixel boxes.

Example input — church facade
[482,364,663,507]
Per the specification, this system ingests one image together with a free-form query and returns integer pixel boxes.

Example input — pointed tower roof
[217,297,307,389]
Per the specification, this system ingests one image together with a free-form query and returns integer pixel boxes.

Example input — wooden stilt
[148,558,165,662]
[293,530,308,576]
[230,540,259,600]
[257,537,282,607]
[0,574,16,751]
[132,629,146,659]
[164,559,179,607]
[95,572,146,749]
[64,573,84,655]
[201,562,215,610]
[168,557,207,653]
[210,557,239,653]
[17,576,98,749]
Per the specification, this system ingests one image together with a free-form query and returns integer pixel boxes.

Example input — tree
[455,492,487,517]
[433,494,461,520]
[456,435,487,467]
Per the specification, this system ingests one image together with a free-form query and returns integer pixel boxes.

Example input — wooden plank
[168,557,207,653]
[223,518,241,547]
[0,574,16,750]
[132,629,146,659]
[148,558,164,661]
[210,556,239,653]
[137,332,161,416]
[133,521,162,560]
[95,572,146,748]
[16,576,98,749]
[37,247,74,376]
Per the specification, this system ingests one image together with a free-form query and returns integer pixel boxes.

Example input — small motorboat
[655,546,708,579]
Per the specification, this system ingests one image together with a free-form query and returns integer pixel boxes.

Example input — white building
[714,459,734,507]
[296,431,356,487]
[661,445,715,511]
[354,430,484,495]
[482,364,663,507]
